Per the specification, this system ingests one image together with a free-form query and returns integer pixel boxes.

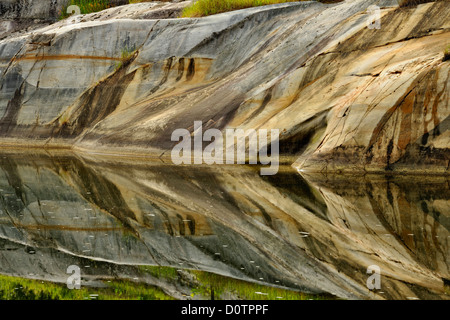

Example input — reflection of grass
[0,274,172,300]
[139,265,179,280]
[138,265,329,300]
[1,266,331,300]
[107,280,174,300]
[60,0,162,20]
[0,274,84,300]
[139,266,331,300]
[191,270,329,300]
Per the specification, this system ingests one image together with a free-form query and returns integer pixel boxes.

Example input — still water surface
[0,151,448,300]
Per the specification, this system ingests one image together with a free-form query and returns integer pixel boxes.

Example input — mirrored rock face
[0,151,448,300]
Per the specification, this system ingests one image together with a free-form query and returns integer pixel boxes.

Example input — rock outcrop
[0,0,449,173]
[0,0,67,40]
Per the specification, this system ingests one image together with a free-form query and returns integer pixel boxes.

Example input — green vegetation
[60,0,163,19]
[444,45,450,62]
[138,265,330,300]
[106,280,174,300]
[58,0,339,19]
[60,0,112,19]
[128,0,153,3]
[182,0,310,17]
[115,45,137,71]
[0,265,331,300]
[58,0,445,21]
[59,0,333,20]
[190,270,330,300]
[0,274,172,300]
[121,46,136,61]
[444,282,450,296]
[139,265,179,280]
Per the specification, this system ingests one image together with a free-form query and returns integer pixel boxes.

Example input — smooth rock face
[0,0,68,39]
[0,0,190,40]
[0,151,448,299]
[0,0,448,173]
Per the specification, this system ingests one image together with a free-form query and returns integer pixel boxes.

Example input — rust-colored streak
[397,92,415,150]
[14,54,122,62]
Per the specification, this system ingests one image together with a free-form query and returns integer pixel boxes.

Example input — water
[0,150,448,300]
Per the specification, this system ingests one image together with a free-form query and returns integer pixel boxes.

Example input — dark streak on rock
[0,82,24,134]
[176,57,185,81]
[186,58,195,81]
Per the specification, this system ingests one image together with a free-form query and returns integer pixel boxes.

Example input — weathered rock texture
[0,0,68,40]
[0,151,448,299]
[0,0,449,171]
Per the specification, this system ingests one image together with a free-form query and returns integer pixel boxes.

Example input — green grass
[60,0,165,19]
[58,0,338,19]
[0,274,172,300]
[138,265,330,300]
[0,274,86,300]
[180,0,341,17]
[60,0,112,19]
[114,45,137,71]
[128,0,153,3]
[190,270,330,300]
[0,266,332,300]
[106,280,174,300]
[444,45,450,62]
[138,265,179,280]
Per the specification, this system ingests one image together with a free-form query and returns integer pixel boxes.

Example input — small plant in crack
[443,45,450,62]
[115,45,137,71]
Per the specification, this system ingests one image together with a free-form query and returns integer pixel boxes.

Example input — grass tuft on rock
[182,0,315,18]
[444,45,450,62]
[60,0,112,19]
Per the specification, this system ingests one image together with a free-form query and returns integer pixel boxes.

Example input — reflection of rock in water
[302,174,450,292]
[0,152,448,300]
